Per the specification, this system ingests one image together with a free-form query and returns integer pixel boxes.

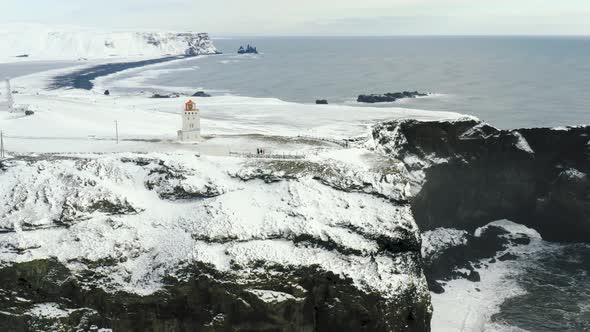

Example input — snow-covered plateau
[0,48,588,331]
[0,23,219,63]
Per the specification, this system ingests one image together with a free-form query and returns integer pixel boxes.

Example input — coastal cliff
[1,101,588,330]
[0,154,431,331]
[0,24,220,60]
[371,119,590,242]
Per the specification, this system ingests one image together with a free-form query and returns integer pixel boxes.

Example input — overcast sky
[1,0,589,36]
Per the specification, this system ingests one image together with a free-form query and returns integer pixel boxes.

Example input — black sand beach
[50,56,187,90]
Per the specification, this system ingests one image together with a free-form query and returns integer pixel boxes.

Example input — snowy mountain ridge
[0,24,219,61]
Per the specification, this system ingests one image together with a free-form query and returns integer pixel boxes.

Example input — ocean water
[0,60,78,80]
[110,36,590,129]
[493,243,590,331]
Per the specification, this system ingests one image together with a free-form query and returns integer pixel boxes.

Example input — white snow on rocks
[560,168,588,182]
[0,153,424,298]
[512,131,535,154]
[0,158,138,231]
[247,289,302,303]
[421,228,469,264]
[26,303,80,319]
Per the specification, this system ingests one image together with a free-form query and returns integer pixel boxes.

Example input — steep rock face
[174,32,220,56]
[371,119,590,242]
[0,154,431,331]
[0,259,429,332]
[420,222,537,293]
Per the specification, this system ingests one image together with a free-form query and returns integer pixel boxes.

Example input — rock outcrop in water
[151,93,180,99]
[238,44,258,54]
[358,91,428,103]
[371,119,590,242]
[420,221,537,293]
[192,91,211,97]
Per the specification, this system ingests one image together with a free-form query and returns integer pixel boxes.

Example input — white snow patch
[27,303,72,319]
[561,168,587,181]
[247,289,300,303]
[421,228,469,262]
[512,131,534,154]
[431,221,545,332]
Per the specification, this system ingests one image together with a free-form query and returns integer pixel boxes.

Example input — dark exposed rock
[151,93,180,99]
[24,110,34,116]
[358,91,428,103]
[58,198,138,224]
[510,234,531,245]
[192,91,211,97]
[175,33,221,56]
[238,44,258,54]
[422,226,512,291]
[498,253,518,261]
[466,271,481,282]
[143,160,225,200]
[316,99,328,105]
[104,89,110,96]
[372,119,590,242]
[428,280,446,294]
[0,259,431,332]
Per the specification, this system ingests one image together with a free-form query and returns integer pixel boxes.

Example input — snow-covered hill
[0,24,219,62]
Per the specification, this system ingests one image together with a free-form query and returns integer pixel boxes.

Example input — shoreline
[49,55,192,90]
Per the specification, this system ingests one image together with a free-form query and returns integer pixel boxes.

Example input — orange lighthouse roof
[184,99,197,111]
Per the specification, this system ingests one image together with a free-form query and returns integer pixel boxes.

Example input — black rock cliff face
[0,258,430,332]
[373,119,590,242]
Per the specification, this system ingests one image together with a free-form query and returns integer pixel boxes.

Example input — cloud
[0,0,589,35]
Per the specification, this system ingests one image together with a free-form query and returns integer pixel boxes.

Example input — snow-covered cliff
[369,118,590,242]
[0,24,219,61]
[0,152,431,331]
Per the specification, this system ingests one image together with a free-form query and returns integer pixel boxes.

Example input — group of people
[256,148,266,155]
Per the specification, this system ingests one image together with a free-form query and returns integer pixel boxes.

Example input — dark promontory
[358,91,428,103]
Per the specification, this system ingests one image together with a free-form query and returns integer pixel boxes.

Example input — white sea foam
[430,220,546,332]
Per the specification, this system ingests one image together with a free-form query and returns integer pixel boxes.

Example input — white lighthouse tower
[177,100,201,142]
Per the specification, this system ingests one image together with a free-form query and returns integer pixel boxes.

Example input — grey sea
[131,36,590,129]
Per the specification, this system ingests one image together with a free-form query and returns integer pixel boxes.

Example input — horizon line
[211,34,590,38]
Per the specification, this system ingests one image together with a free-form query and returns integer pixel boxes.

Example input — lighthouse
[177,100,201,142]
